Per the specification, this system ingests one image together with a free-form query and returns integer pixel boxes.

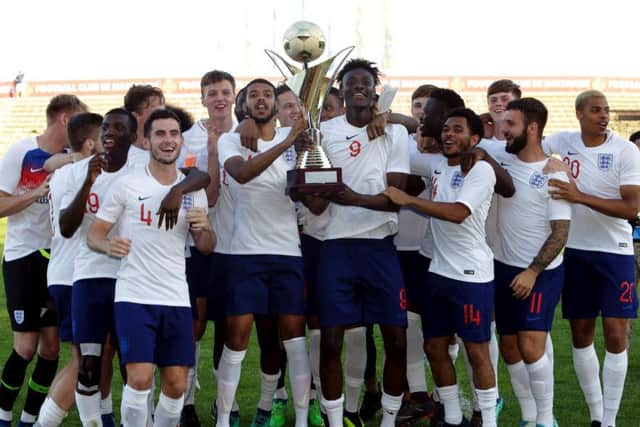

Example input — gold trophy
[265,20,353,194]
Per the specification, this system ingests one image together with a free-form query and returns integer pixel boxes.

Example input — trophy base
[286,167,345,195]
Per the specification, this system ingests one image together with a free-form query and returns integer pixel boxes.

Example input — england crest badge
[14,310,24,324]
[598,153,613,171]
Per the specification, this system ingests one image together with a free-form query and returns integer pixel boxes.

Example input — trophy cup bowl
[266,21,353,195]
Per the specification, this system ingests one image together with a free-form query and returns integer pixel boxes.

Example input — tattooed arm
[510,219,570,299]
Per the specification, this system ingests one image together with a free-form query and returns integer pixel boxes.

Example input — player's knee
[382,329,406,361]
[604,332,629,353]
[39,339,60,360]
[499,335,520,364]
[77,355,101,395]
[162,373,187,397]
[424,339,449,363]
[465,343,491,370]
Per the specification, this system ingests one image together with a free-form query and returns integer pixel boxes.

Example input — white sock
[153,392,184,427]
[184,341,201,406]
[146,374,155,427]
[545,334,554,371]
[258,371,280,412]
[215,346,246,427]
[214,367,240,413]
[37,397,68,427]
[602,350,628,427]
[476,387,497,427]
[526,354,554,427]
[380,392,403,427]
[489,321,500,396]
[75,392,103,426]
[321,395,344,427]
[309,329,322,399]
[344,326,366,413]
[19,413,36,424]
[436,384,462,425]
[573,344,603,422]
[309,329,322,400]
[121,386,151,427]
[448,343,459,364]
[0,408,11,422]
[274,387,288,400]
[506,361,537,422]
[460,345,479,411]
[283,337,311,427]
[101,392,113,415]
[406,312,427,393]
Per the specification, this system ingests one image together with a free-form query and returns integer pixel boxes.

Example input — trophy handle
[264,49,301,78]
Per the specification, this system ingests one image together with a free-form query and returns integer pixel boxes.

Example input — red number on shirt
[529,292,543,314]
[562,157,580,179]
[619,281,634,303]
[349,140,361,157]
[399,288,407,310]
[86,192,99,214]
[463,304,481,326]
[139,203,152,226]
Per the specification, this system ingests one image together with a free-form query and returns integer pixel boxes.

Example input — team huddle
[0,59,638,427]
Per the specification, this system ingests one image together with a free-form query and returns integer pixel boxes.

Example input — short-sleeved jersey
[409,150,445,259]
[0,137,53,261]
[47,164,79,286]
[127,144,149,168]
[492,151,572,269]
[60,157,131,282]
[543,130,640,255]
[177,120,209,170]
[429,159,496,282]
[211,135,237,254]
[218,128,300,256]
[395,135,431,251]
[97,166,208,307]
[319,116,410,240]
[477,138,509,250]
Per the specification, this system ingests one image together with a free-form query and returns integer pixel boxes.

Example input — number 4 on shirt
[140,203,152,225]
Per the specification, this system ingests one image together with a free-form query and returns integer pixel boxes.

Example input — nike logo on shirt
[30,167,44,173]
[434,170,442,175]
[346,134,359,140]
[138,196,152,201]
[567,151,579,155]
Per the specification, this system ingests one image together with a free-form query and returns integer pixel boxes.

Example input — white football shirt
[429,160,496,283]
[543,130,640,255]
[319,116,410,240]
[127,144,149,168]
[47,164,79,286]
[218,128,300,256]
[177,120,208,170]
[0,137,52,261]
[492,151,572,269]
[409,150,445,259]
[395,135,431,251]
[60,157,131,282]
[97,166,208,307]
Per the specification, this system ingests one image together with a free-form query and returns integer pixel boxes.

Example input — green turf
[0,214,638,425]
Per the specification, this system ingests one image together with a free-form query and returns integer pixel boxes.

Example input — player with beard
[57,109,138,427]
[303,59,409,427]
[385,108,514,427]
[493,98,571,427]
[0,94,88,427]
[543,91,640,427]
[215,79,310,427]
[87,109,214,427]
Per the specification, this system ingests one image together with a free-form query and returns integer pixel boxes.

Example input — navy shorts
[494,261,563,335]
[562,248,638,319]
[206,253,230,322]
[72,278,116,345]
[49,285,73,342]
[224,254,305,316]
[186,247,213,319]
[316,237,407,329]
[3,250,56,332]
[115,302,194,367]
[421,272,494,342]
[397,250,429,312]
[301,234,322,316]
